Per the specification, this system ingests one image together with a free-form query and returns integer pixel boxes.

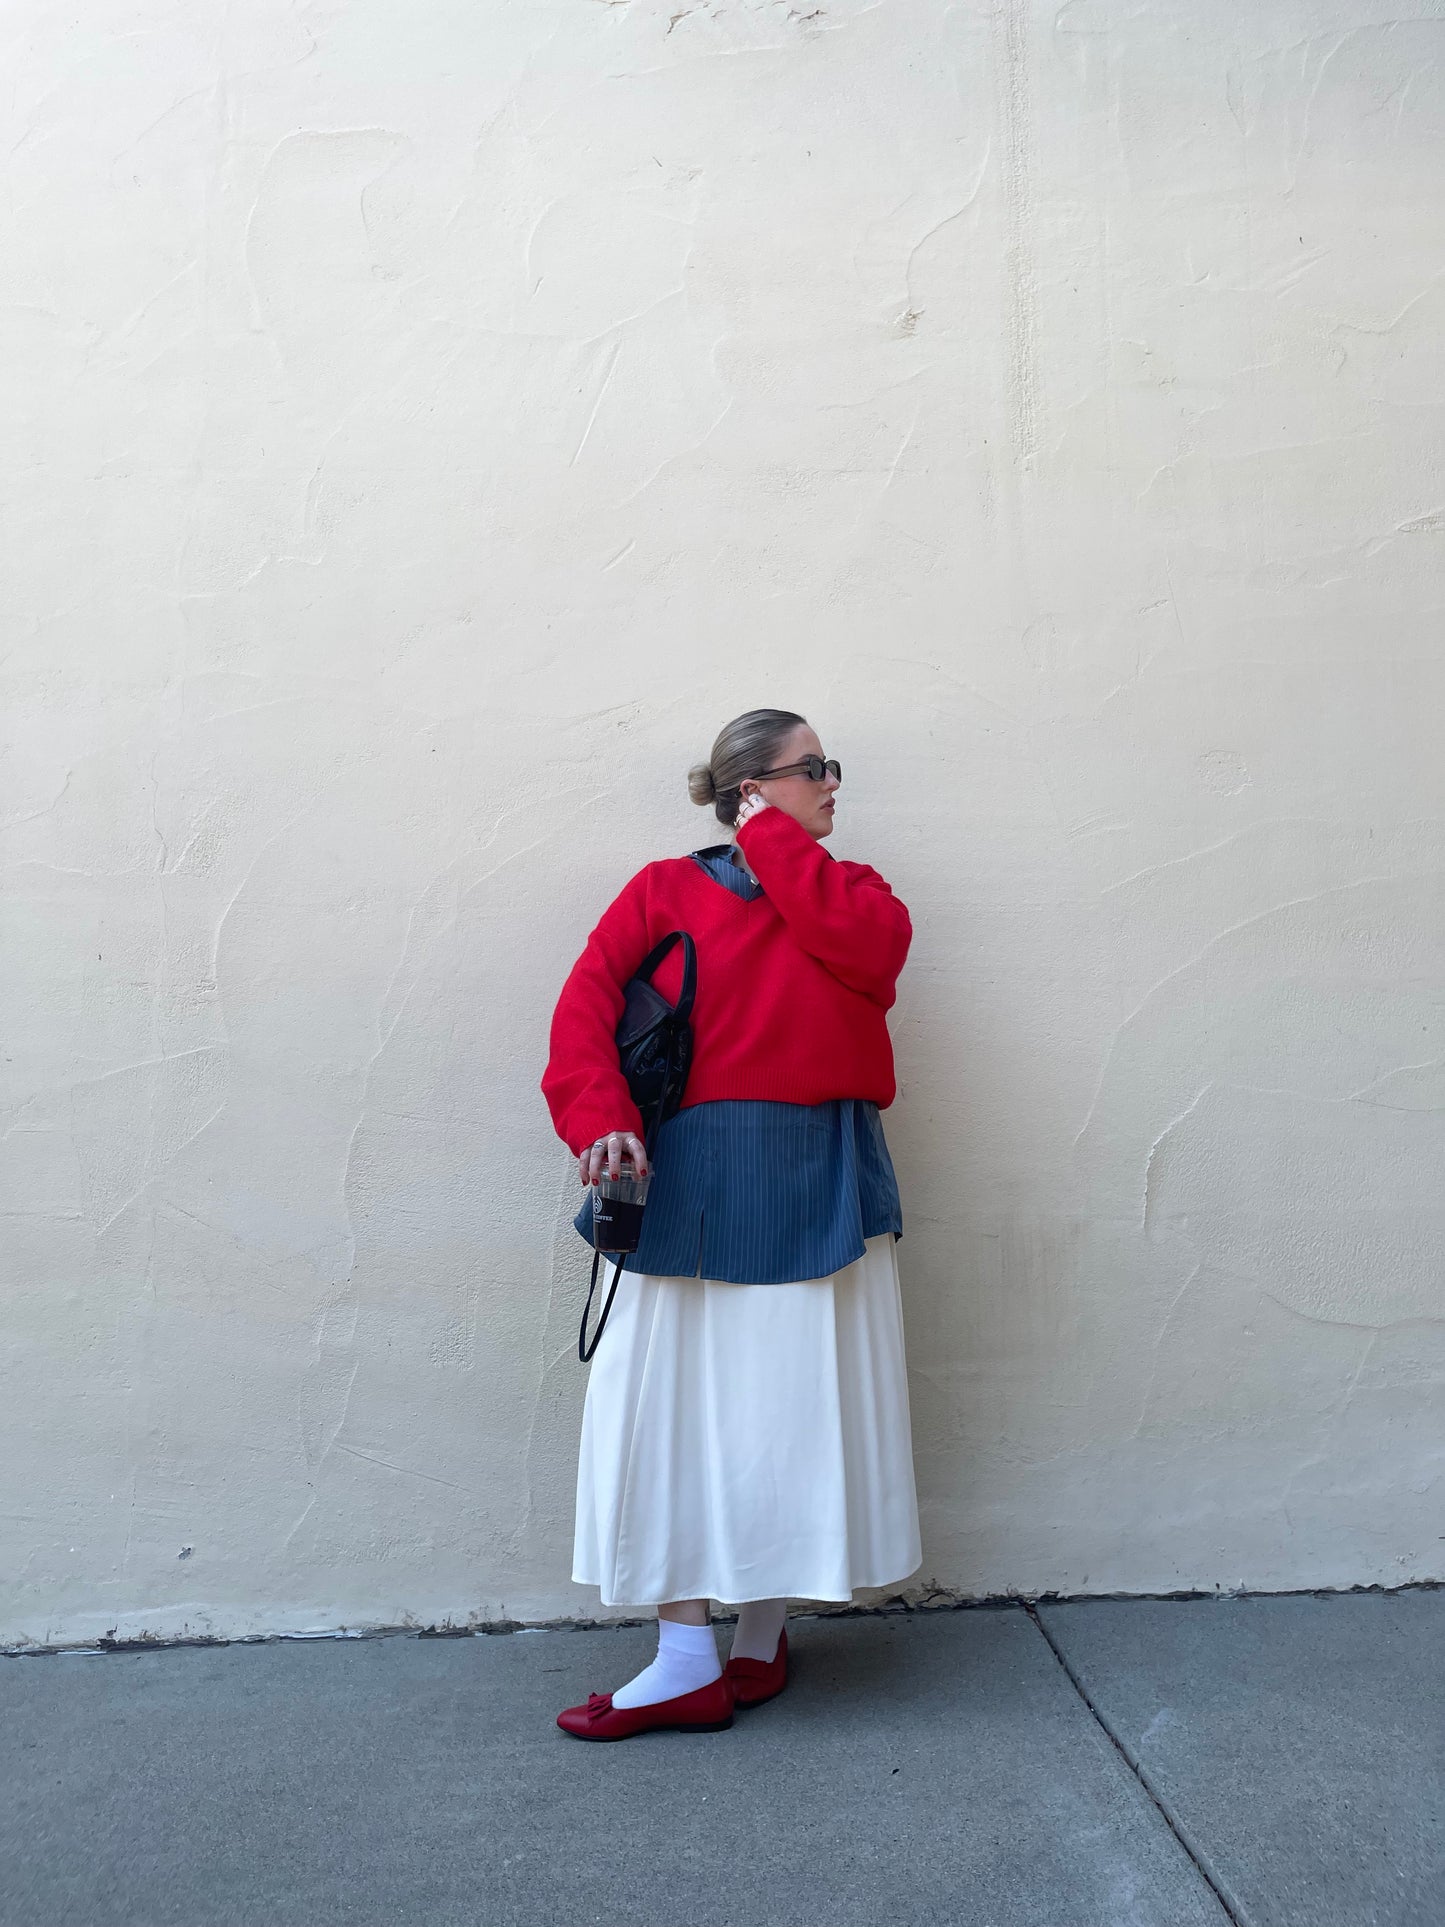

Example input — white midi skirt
[572,1233,923,1607]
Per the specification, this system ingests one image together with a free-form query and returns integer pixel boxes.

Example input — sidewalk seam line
[1023,1603,1246,1927]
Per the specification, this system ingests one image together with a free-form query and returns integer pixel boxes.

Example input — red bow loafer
[556,1675,735,1741]
[723,1627,788,1708]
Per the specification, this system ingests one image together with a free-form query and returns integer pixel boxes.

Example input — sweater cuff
[735,804,810,857]
[566,1097,648,1159]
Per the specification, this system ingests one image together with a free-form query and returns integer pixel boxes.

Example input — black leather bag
[579,931,696,1362]
[615,931,696,1143]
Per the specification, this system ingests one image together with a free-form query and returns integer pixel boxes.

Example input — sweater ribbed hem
[681,1071,896,1111]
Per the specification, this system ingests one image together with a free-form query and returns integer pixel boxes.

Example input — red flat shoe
[723,1626,788,1708]
[556,1674,734,1741]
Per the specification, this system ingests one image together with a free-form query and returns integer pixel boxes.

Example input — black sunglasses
[752,755,841,783]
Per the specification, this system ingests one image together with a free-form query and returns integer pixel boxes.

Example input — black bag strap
[639,1023,676,1163]
[578,1020,679,1363]
[632,930,697,1023]
[579,1245,628,1363]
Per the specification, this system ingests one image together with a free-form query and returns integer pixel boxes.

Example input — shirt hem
[571,1219,902,1285]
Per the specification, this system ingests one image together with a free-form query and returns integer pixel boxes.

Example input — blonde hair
[688,709,806,828]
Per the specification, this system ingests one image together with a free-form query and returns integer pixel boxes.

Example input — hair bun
[687,762,717,806]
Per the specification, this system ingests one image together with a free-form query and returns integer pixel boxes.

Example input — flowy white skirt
[572,1233,923,1607]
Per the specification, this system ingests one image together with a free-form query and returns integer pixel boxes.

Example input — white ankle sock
[730,1598,787,1664]
[611,1617,721,1709]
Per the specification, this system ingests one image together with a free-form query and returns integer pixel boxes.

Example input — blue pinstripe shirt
[572,845,904,1284]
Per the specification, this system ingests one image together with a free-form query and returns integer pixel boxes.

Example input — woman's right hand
[578,1130,649,1186]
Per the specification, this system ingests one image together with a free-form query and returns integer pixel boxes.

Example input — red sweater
[541,807,912,1155]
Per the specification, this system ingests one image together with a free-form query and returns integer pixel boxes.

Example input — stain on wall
[1,0,1442,1646]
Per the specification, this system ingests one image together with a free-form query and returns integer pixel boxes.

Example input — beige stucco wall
[3,0,1442,1648]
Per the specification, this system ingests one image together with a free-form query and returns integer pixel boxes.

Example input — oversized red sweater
[541,806,912,1155]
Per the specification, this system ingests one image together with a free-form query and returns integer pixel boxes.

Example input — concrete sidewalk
[2,1590,1439,1927]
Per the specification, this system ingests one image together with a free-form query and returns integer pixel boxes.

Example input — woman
[540,708,921,1739]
